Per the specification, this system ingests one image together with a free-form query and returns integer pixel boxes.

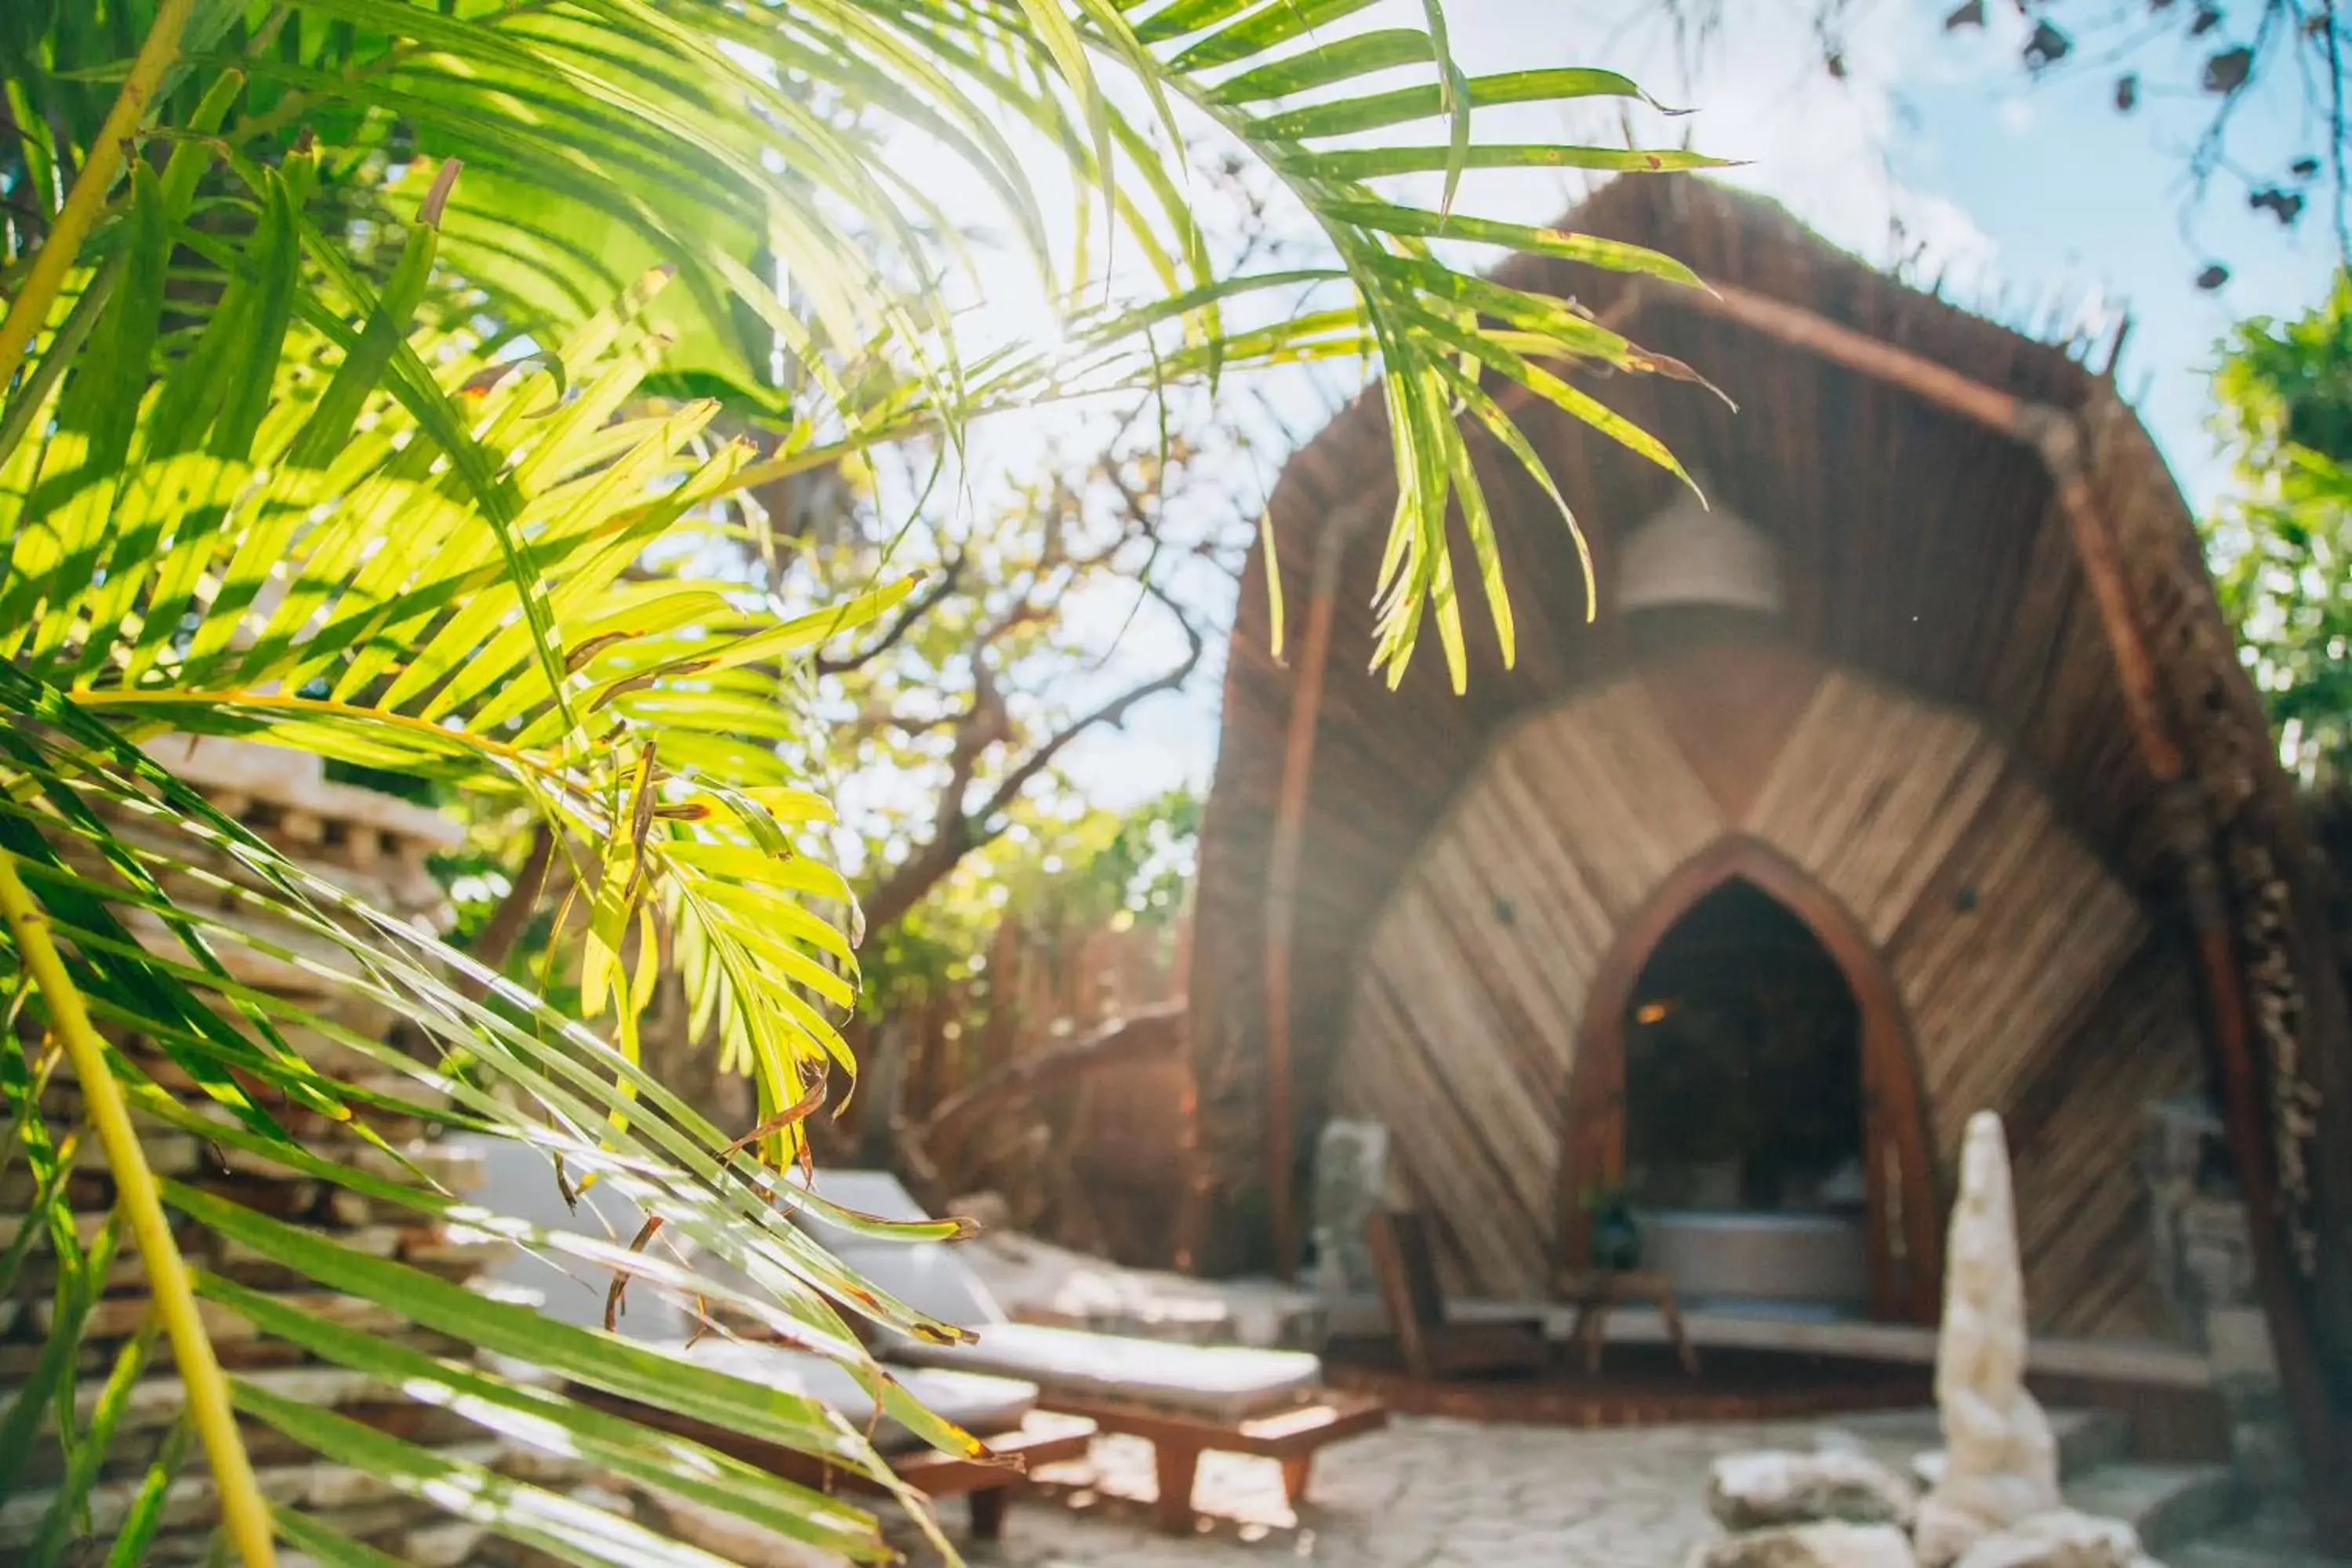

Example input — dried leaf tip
[421,158,462,227]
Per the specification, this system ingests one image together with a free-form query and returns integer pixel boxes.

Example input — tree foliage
[0,2,1715,1563]
[2205,270,2352,785]
[860,786,1200,1025]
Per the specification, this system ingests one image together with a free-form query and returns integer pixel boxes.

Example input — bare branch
[814,552,965,676]
[858,585,1207,935]
[971,583,1208,832]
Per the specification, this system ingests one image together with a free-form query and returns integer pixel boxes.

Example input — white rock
[1950,1508,2158,1568]
[1687,1521,1918,1568]
[1916,1113,2063,1568]
[1707,1450,1917,1530]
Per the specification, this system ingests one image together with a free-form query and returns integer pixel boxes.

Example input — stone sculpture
[1309,1119,1392,1298]
[1915,1112,2063,1566]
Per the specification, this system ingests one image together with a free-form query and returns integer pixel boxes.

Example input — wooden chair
[1365,1210,1551,1381]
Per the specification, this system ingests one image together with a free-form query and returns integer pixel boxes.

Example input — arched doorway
[1560,838,1941,1323]
[1625,880,1864,1216]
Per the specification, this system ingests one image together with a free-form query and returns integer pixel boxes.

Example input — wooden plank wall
[1334,663,2198,1337]
[1334,681,1721,1298]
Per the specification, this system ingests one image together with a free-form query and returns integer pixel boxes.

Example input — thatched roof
[1185,176,2349,1491]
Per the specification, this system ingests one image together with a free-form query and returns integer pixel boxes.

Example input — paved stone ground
[920,1411,1944,1567]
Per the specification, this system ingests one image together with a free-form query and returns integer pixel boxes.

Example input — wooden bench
[1037,1386,1390,1534]
[752,1169,1392,1537]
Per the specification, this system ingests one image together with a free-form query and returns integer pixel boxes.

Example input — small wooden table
[1038,1388,1390,1535]
[1555,1269,1701,1377]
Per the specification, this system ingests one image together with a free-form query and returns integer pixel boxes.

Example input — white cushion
[833,1240,1009,1332]
[459,1135,692,1338]
[665,1338,1036,1453]
[893,1322,1323,1422]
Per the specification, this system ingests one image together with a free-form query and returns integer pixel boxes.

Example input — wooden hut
[1185,178,2350,1513]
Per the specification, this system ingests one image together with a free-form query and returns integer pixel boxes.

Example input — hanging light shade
[1617,488,1785,617]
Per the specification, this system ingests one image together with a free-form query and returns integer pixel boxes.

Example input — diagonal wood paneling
[1335,662,2194,1337]
[1745,675,2013,946]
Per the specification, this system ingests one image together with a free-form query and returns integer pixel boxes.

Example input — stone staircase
[1836,1406,2277,1562]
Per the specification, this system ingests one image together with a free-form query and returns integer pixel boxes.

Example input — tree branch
[456,823,557,1002]
[972,586,1207,831]
[858,586,1207,937]
[910,1000,1188,1181]
[814,552,965,676]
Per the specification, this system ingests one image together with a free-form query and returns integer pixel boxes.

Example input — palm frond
[1,2,1722,1562]
[0,684,967,1564]
[13,0,1722,684]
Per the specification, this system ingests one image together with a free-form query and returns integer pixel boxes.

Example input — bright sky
[880,2,2346,815]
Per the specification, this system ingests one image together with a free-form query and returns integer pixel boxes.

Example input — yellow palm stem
[0,850,276,1567]
[0,0,198,397]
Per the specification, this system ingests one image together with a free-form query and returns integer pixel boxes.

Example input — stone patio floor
[889,1410,2318,1568]
[935,1410,1928,1567]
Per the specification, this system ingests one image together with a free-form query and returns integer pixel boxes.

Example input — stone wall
[0,739,590,1563]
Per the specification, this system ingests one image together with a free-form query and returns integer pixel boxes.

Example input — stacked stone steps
[2053,1409,2135,1478]
[0,739,555,1562]
[1840,1406,2242,1557]
[2170,1504,2347,1568]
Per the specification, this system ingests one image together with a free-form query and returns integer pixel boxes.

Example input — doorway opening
[1620,877,1869,1313]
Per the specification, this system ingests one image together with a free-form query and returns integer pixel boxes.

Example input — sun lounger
[463,1139,1091,1539]
[786,1170,1390,1534]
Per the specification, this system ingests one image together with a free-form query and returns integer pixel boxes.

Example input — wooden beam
[1653,281,2170,759]
[2024,419,2187,779]
[1261,506,1374,1282]
[1672,281,2035,438]
[1655,283,2187,781]
[2032,423,2343,1505]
